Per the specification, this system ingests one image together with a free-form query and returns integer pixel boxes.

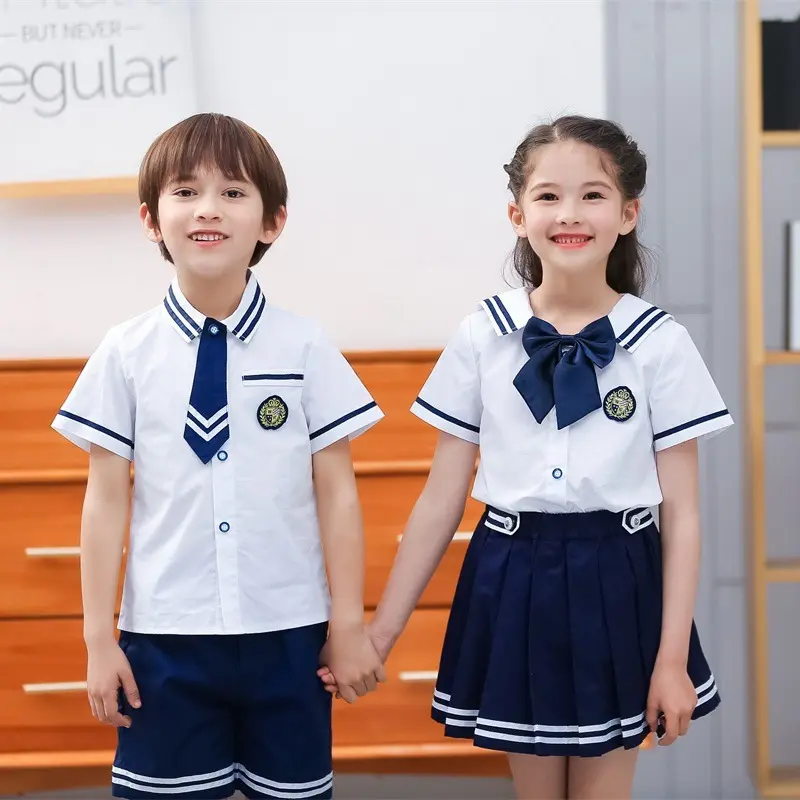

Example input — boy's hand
[318,624,393,697]
[86,638,140,727]
[646,660,696,746]
[318,624,386,703]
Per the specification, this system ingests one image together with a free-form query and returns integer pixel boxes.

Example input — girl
[321,116,731,799]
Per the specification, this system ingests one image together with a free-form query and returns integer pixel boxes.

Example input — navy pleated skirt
[431,505,720,757]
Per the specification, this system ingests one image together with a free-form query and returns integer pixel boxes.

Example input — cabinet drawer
[0,367,88,472]
[0,618,116,753]
[348,359,438,463]
[0,473,480,616]
[360,473,482,608]
[333,609,448,746]
[0,357,442,471]
[0,483,123,618]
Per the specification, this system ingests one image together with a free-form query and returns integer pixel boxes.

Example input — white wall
[1,0,606,358]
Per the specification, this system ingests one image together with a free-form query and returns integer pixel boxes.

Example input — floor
[4,775,515,799]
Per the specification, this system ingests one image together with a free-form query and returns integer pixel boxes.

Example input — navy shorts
[111,622,332,799]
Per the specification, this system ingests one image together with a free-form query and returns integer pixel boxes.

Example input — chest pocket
[241,370,304,433]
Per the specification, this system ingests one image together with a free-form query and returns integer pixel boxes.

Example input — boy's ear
[260,206,288,245]
[140,202,163,243]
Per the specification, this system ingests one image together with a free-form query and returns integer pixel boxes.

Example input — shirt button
[218,521,230,533]
[552,468,563,479]
[217,450,228,461]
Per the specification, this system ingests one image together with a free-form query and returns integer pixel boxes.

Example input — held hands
[86,638,141,728]
[317,624,390,703]
[646,659,697,746]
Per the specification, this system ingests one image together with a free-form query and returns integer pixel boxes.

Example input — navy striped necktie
[184,317,229,463]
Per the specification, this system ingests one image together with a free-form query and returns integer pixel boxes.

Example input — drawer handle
[398,670,438,683]
[396,531,473,543]
[23,681,87,694]
[25,546,81,558]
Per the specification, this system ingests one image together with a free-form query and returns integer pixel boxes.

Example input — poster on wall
[0,0,196,187]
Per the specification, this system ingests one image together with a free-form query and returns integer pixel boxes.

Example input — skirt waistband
[483,505,655,539]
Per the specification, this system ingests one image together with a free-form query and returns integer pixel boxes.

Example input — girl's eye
[174,189,194,198]
[225,189,244,198]
[585,191,604,200]
[536,193,557,202]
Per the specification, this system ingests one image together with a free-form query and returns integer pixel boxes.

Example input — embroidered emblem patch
[603,386,636,422]
[257,396,288,430]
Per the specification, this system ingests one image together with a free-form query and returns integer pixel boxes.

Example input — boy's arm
[313,437,385,703]
[82,444,140,727]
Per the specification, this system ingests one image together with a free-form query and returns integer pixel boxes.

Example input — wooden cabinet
[0,619,114,754]
[0,353,509,794]
[333,610,448,747]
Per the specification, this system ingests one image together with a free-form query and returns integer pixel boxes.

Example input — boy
[52,113,385,799]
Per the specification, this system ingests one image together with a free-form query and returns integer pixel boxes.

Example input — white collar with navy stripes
[480,288,672,353]
[163,269,267,345]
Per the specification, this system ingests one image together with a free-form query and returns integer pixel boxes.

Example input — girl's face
[508,140,639,280]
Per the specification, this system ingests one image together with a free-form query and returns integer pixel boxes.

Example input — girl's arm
[82,445,140,727]
[369,431,479,655]
[647,437,701,745]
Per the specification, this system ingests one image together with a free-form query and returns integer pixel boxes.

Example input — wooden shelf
[766,560,800,583]
[0,177,138,200]
[741,0,800,795]
[762,131,800,148]
[763,766,800,798]
[765,350,800,366]
[0,459,439,487]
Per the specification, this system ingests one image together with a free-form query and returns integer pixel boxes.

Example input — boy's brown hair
[138,113,288,267]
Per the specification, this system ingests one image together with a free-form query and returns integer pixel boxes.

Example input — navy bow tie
[513,315,617,429]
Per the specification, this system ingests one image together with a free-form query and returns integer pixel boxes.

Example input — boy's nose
[194,202,222,221]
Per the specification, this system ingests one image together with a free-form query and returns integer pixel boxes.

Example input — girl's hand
[646,661,697,746]
[317,665,338,693]
[365,624,394,663]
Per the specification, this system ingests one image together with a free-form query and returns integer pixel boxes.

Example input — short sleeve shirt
[52,272,383,634]
[411,288,732,513]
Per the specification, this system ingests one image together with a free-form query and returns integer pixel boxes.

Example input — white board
[0,0,196,185]
[788,220,800,350]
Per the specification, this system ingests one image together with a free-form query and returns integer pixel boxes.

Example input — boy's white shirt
[53,272,383,635]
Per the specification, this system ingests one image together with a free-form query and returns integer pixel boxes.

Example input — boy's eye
[224,189,244,198]
[173,189,194,198]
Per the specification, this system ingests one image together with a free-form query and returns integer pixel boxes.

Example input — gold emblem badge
[603,386,636,422]
[257,396,288,430]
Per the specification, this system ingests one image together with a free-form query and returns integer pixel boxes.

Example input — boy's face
[140,166,285,279]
